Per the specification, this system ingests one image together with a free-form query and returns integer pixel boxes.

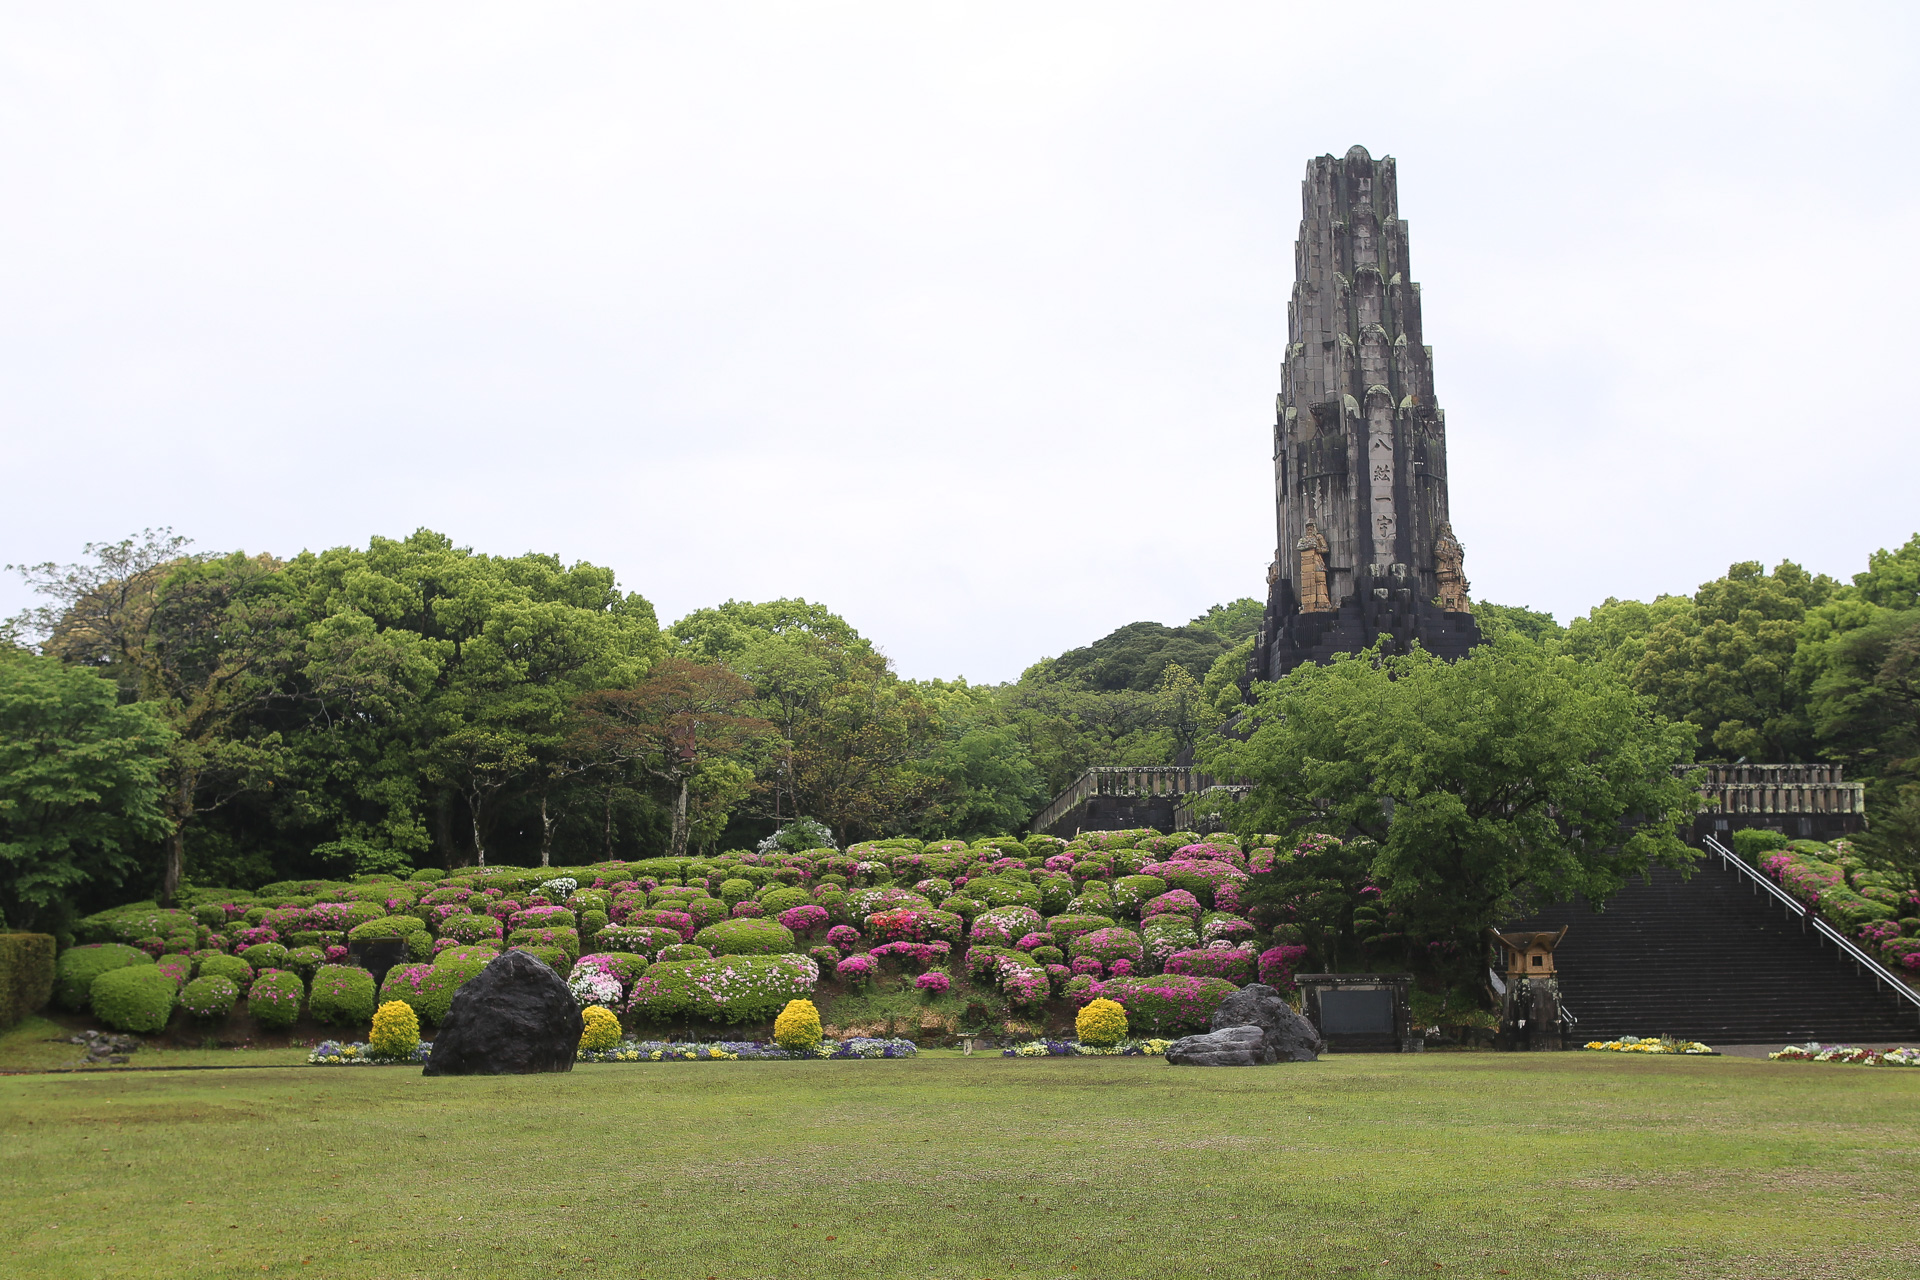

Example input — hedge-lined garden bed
[54,827,1335,1051]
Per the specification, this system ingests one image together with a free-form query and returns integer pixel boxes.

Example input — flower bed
[1001,1038,1172,1057]
[308,1039,433,1065]
[1768,1043,1920,1066]
[576,1037,917,1062]
[1584,1036,1717,1055]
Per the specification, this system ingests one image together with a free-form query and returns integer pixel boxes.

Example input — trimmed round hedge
[439,914,504,945]
[247,970,305,1030]
[657,943,712,963]
[180,974,240,1021]
[627,954,820,1024]
[692,918,796,957]
[308,965,378,1026]
[55,943,151,1012]
[90,964,177,1032]
[196,953,255,990]
[237,941,289,972]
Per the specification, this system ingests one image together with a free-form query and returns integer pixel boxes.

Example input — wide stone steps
[1502,858,1919,1045]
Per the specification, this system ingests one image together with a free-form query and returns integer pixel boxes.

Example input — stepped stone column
[1250,146,1483,683]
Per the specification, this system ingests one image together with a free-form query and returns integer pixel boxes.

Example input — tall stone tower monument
[1249,146,1482,682]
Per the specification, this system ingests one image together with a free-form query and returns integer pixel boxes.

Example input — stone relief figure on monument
[1296,522,1332,613]
[1435,521,1471,613]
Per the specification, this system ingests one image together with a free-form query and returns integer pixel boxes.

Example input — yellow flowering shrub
[579,1004,622,1052]
[369,999,421,1058]
[1076,997,1129,1047]
[773,998,823,1051]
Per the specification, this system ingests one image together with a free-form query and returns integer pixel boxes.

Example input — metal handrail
[1702,834,1807,919]
[1703,835,1920,1015]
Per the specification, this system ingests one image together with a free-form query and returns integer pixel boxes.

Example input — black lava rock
[1166,1023,1273,1066]
[1211,982,1325,1062]
[1165,983,1326,1067]
[421,950,583,1076]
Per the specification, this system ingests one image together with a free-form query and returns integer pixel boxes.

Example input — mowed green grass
[2,1052,1916,1280]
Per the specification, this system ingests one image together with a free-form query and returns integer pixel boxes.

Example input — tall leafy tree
[1205,636,1700,977]
[0,656,173,930]
[1632,561,1835,760]
[569,658,774,858]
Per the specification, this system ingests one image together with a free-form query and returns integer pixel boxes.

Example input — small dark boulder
[421,950,582,1076]
[1212,982,1324,1062]
[1167,1023,1272,1066]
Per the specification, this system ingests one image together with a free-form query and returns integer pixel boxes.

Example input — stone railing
[1028,767,1233,835]
[1690,763,1865,818]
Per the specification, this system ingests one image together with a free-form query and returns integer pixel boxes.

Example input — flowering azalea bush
[1258,944,1310,990]
[914,970,951,995]
[825,925,862,951]
[1072,927,1144,970]
[628,954,820,1024]
[970,907,1045,948]
[1092,975,1237,1033]
[867,908,964,946]
[777,905,830,936]
[1165,946,1257,984]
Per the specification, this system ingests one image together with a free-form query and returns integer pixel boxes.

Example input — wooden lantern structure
[1488,927,1569,1051]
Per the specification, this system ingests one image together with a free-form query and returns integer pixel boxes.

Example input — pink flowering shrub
[1213,882,1245,915]
[235,926,280,949]
[1165,946,1257,984]
[826,924,863,952]
[1015,932,1048,952]
[1001,963,1049,1008]
[1202,915,1257,945]
[731,901,766,918]
[835,953,877,985]
[1093,974,1238,1033]
[509,905,576,931]
[1072,927,1145,970]
[1070,955,1104,978]
[323,944,349,963]
[1258,943,1310,990]
[1045,963,1072,993]
[1141,889,1203,923]
[777,905,830,936]
[627,909,697,941]
[868,908,964,946]
[915,970,951,995]
[869,941,951,973]
[1106,958,1134,977]
[1065,973,1098,1005]
[1044,854,1078,874]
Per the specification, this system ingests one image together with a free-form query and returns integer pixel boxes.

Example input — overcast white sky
[2,3,1915,683]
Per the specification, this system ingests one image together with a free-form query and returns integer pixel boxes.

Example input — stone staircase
[1503,856,1920,1045]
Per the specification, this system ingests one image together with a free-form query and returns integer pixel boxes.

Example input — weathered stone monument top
[1250,146,1483,682]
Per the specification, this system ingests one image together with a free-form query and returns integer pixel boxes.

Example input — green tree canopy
[1204,637,1701,975]
[0,657,174,931]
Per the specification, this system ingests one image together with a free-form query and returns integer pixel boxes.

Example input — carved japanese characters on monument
[1434,521,1471,613]
[1248,146,1483,682]
[1296,522,1332,613]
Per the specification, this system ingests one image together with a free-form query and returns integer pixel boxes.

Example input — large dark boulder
[1167,1023,1273,1066]
[1165,983,1326,1067]
[1212,982,1325,1062]
[422,950,582,1076]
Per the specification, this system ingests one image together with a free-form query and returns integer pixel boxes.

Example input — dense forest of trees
[3,525,1917,932]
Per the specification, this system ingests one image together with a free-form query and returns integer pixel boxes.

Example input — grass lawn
[2,1051,1915,1280]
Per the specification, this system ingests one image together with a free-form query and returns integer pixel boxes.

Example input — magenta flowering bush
[1142,889,1203,923]
[867,908,965,946]
[835,953,877,985]
[1213,882,1245,915]
[1094,974,1238,1033]
[235,926,280,949]
[869,941,951,973]
[428,903,474,928]
[1015,932,1048,952]
[914,970,951,995]
[323,944,349,963]
[509,905,577,931]
[1070,955,1103,978]
[1166,946,1257,984]
[777,905,830,935]
[1044,854,1077,874]
[911,878,954,903]
[1002,964,1049,1008]
[1072,927,1145,970]
[730,901,766,919]
[627,909,697,941]
[1258,944,1310,990]
[1045,962,1072,994]
[1065,974,1098,1005]
[1141,860,1247,907]
[1107,958,1134,977]
[826,925,863,952]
